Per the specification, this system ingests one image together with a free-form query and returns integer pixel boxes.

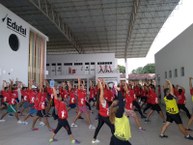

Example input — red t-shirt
[125,91,134,110]
[37,92,47,110]
[77,89,86,107]
[89,87,95,99]
[21,90,29,102]
[2,90,10,103]
[9,92,17,105]
[176,90,185,104]
[134,86,140,97]
[12,90,18,99]
[190,88,193,96]
[60,88,68,99]
[28,90,37,104]
[2,91,11,103]
[99,100,109,117]
[57,101,68,119]
[104,88,113,102]
[149,89,158,104]
[69,89,76,104]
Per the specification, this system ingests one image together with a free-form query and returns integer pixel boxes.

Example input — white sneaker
[22,121,28,125]
[92,139,100,144]
[39,121,45,126]
[71,123,78,128]
[17,120,22,124]
[89,124,96,130]
[0,119,5,122]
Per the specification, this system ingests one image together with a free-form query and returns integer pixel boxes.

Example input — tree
[132,67,143,74]
[143,63,155,73]
[118,65,125,73]
[131,63,155,74]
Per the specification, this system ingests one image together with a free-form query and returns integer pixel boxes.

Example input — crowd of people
[0,77,193,145]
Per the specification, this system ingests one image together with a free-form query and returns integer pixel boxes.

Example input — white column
[125,58,129,83]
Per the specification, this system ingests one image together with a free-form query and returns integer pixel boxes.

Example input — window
[181,67,185,76]
[174,69,178,78]
[46,64,50,66]
[169,70,172,78]
[91,62,95,65]
[52,63,56,66]
[85,62,89,65]
[74,63,83,65]
[64,63,72,66]
[57,63,61,66]
[165,71,167,79]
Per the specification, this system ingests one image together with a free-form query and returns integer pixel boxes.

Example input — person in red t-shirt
[19,87,30,115]
[186,77,193,130]
[71,78,95,130]
[175,85,191,119]
[49,88,80,144]
[124,83,145,131]
[89,81,96,107]
[145,84,165,123]
[31,87,52,131]
[92,79,114,144]
[0,80,22,123]
[67,81,77,111]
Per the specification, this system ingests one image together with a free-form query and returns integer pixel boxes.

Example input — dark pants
[93,114,114,139]
[143,103,153,113]
[178,104,191,119]
[86,101,91,111]
[110,135,131,145]
[133,100,144,117]
[54,118,72,135]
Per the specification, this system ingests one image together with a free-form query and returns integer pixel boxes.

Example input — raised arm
[99,79,105,104]
[166,80,174,96]
[78,78,81,90]
[52,87,58,100]
[189,77,193,90]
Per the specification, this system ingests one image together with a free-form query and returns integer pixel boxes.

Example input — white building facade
[46,53,120,92]
[0,4,48,89]
[155,24,193,109]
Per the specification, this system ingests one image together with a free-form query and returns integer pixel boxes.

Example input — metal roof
[0,0,180,59]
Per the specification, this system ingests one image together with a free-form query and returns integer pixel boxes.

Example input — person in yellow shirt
[109,85,132,145]
[160,80,193,140]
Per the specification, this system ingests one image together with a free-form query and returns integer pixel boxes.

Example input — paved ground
[0,107,193,145]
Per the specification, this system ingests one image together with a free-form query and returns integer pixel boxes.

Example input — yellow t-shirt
[164,96,179,114]
[114,114,131,141]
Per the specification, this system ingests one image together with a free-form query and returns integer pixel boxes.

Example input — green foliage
[131,63,155,74]
[118,65,125,73]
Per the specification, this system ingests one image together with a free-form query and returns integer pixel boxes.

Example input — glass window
[169,70,172,78]
[174,69,178,77]
[165,71,167,79]
[181,67,185,76]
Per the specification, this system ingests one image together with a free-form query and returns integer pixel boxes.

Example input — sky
[118,0,193,74]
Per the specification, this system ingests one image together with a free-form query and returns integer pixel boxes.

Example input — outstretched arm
[189,77,193,90]
[166,80,174,96]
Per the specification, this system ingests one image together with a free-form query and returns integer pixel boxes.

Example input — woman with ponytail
[109,85,132,145]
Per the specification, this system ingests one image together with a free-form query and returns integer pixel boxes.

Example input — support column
[125,58,129,83]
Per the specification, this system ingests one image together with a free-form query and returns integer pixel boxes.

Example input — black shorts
[89,98,96,103]
[166,113,183,124]
[69,104,76,109]
[37,110,48,117]
[54,118,72,135]
[151,104,161,112]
